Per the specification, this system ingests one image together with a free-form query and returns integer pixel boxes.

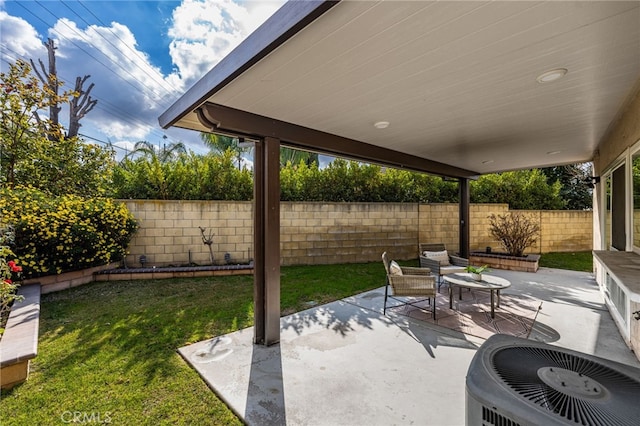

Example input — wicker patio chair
[419,243,469,292]
[382,252,437,319]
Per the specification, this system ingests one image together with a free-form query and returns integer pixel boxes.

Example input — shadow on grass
[37,277,256,387]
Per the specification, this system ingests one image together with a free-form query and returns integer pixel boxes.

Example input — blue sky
[1,0,285,157]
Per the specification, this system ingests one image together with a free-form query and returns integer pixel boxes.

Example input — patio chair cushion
[421,250,450,266]
[440,265,466,275]
[389,260,403,275]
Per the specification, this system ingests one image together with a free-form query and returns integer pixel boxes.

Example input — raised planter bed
[22,262,254,294]
[469,251,540,273]
[94,263,254,281]
[24,262,120,294]
[0,284,40,389]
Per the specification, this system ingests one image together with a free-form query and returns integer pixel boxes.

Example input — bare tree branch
[68,76,97,138]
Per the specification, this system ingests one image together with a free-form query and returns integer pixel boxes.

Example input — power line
[34,0,170,102]
[0,45,181,149]
[2,5,207,151]
[23,1,183,143]
[16,1,171,105]
[70,0,177,96]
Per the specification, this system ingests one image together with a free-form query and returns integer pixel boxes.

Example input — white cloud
[1,0,285,152]
[0,11,45,59]
[167,0,284,85]
[46,18,177,139]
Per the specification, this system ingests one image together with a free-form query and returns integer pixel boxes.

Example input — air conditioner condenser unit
[466,334,640,426]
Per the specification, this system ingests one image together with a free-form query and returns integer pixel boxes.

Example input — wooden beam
[459,178,470,258]
[197,102,478,179]
[253,137,281,345]
[159,1,339,129]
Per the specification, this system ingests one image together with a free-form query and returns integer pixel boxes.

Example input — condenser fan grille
[492,347,640,426]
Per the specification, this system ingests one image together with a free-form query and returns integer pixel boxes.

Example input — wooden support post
[459,178,470,258]
[253,137,281,345]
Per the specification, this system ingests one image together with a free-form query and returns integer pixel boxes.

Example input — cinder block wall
[540,210,593,252]
[469,204,511,253]
[418,203,458,252]
[282,202,418,265]
[122,200,592,267]
[124,200,253,267]
[469,207,592,254]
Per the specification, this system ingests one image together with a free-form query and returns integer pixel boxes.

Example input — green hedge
[111,151,253,200]
[109,151,567,209]
[0,187,138,278]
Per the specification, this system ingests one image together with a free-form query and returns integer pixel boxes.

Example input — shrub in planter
[488,212,540,257]
[0,187,138,278]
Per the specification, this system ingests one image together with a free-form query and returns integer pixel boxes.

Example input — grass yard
[0,263,384,425]
[539,251,593,272]
[0,255,589,424]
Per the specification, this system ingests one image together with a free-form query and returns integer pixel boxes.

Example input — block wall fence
[121,200,593,267]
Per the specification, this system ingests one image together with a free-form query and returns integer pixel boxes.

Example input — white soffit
[196,1,640,174]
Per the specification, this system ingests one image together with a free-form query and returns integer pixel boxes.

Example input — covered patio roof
[160,0,640,345]
[160,0,640,177]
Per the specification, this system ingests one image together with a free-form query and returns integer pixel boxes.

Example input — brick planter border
[469,252,540,273]
[94,264,254,281]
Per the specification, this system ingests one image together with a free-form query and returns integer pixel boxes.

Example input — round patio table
[443,273,511,319]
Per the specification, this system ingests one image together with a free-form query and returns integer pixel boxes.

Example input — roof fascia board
[198,102,479,179]
[159,0,339,129]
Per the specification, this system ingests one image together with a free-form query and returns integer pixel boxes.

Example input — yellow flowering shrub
[0,187,138,278]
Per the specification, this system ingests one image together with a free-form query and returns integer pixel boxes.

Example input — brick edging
[24,263,120,294]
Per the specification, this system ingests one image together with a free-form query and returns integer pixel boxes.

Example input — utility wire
[0,45,182,149]
[1,5,206,152]
[70,0,177,96]
[24,1,182,142]
[16,1,172,105]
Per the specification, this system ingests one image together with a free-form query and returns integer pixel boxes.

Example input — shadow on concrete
[244,343,286,426]
[178,267,639,425]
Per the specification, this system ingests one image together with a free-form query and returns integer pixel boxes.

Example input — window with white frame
[601,141,640,252]
[602,161,627,251]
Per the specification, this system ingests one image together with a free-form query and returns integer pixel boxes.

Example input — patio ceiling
[160,0,640,178]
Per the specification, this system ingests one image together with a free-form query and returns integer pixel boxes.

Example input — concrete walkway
[178,268,639,426]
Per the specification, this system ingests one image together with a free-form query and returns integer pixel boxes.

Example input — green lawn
[0,263,384,425]
[539,251,593,272]
[0,255,589,424]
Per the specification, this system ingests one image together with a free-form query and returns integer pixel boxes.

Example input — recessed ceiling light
[536,68,568,84]
[547,150,561,155]
[374,121,390,129]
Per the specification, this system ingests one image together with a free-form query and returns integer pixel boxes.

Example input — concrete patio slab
[178,268,639,425]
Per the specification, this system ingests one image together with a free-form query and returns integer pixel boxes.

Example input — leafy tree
[280,160,323,201]
[279,159,453,203]
[0,59,113,196]
[16,137,114,196]
[125,140,186,163]
[280,147,318,168]
[110,143,586,210]
[200,132,239,153]
[200,133,319,169]
[540,164,592,210]
[200,132,249,168]
[471,169,564,209]
[1,59,65,187]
